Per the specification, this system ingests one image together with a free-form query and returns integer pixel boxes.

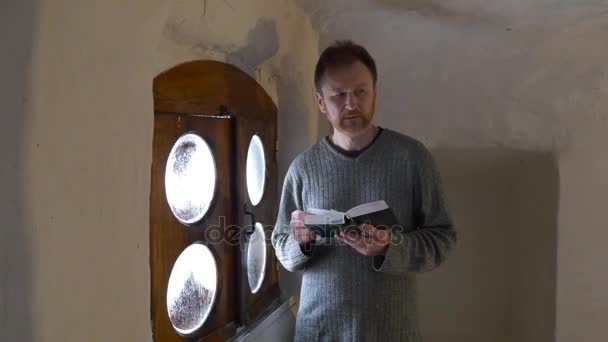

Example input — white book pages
[308,208,342,216]
[304,208,345,225]
[345,200,388,218]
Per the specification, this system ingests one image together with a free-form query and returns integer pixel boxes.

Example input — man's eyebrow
[327,84,369,92]
[330,84,367,90]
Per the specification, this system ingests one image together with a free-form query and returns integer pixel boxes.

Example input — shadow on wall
[226,18,279,76]
[418,148,558,342]
[274,57,315,302]
[0,0,35,341]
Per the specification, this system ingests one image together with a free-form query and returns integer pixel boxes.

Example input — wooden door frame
[151,60,280,341]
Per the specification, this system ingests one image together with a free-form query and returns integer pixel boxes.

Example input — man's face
[316,61,377,136]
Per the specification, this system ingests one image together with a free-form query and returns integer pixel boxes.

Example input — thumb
[292,210,307,220]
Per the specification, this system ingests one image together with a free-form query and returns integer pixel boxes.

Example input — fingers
[290,210,309,229]
[336,230,389,256]
[290,210,315,243]
[360,223,374,233]
[290,219,305,227]
[291,223,312,233]
[336,231,363,245]
[335,232,367,256]
[359,224,391,242]
[293,228,315,243]
[291,210,310,220]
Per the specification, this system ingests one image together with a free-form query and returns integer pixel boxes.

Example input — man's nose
[344,92,358,111]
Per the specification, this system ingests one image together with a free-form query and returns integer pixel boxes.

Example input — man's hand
[335,224,391,256]
[290,210,316,244]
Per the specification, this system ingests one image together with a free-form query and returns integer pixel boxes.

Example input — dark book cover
[350,207,399,228]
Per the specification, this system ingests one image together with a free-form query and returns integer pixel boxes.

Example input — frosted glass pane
[167,243,218,336]
[247,223,267,294]
[246,135,266,206]
[165,134,216,224]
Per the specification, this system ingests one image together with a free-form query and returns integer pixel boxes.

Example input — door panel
[150,113,237,341]
[236,115,280,324]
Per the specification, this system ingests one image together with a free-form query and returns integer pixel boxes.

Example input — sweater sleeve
[373,142,457,274]
[271,166,314,272]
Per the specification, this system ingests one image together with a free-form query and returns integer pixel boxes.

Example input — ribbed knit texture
[271,129,456,342]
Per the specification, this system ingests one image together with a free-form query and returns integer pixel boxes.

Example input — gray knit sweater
[271,129,456,342]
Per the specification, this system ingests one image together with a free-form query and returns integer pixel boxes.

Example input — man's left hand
[335,224,391,256]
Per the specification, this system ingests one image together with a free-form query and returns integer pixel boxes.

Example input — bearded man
[271,40,457,342]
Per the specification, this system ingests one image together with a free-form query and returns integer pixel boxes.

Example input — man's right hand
[290,210,316,244]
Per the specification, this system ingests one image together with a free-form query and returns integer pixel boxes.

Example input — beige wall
[1,0,318,341]
[304,1,607,341]
[3,0,607,341]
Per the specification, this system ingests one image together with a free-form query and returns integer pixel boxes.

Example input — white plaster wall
[299,0,608,341]
[1,0,318,341]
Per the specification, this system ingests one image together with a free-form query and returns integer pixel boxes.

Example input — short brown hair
[314,40,378,92]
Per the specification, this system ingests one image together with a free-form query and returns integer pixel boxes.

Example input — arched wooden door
[150,61,280,341]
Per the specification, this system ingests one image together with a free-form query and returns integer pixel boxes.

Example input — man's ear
[315,91,327,114]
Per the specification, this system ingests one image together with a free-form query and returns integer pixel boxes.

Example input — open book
[303,200,399,238]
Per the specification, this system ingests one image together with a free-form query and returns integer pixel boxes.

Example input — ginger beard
[335,105,375,136]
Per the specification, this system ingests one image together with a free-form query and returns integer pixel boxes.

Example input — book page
[308,208,343,216]
[304,208,345,225]
[346,200,389,218]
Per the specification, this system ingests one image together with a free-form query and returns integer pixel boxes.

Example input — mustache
[342,111,362,117]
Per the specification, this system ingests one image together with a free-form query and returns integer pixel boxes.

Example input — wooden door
[236,115,280,324]
[150,113,237,341]
[150,61,280,341]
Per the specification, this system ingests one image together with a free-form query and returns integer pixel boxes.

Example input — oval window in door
[166,242,218,335]
[246,135,266,206]
[247,223,267,293]
[165,133,216,224]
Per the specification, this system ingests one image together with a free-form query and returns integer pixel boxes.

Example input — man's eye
[356,89,366,96]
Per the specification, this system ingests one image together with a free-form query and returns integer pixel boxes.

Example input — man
[271,40,456,341]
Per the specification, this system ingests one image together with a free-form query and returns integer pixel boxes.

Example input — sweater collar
[322,127,386,161]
